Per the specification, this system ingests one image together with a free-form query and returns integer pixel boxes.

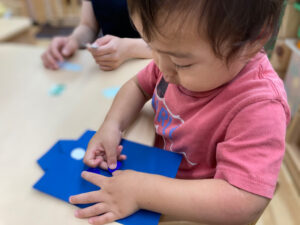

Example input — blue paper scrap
[33,130,182,225]
[102,87,120,99]
[48,84,65,96]
[86,167,101,174]
[58,61,82,72]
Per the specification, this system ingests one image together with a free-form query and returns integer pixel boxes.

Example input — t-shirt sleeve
[214,100,288,198]
[137,60,161,96]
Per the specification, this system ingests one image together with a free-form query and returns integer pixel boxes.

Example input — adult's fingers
[95,43,115,56]
[88,35,114,57]
[94,53,116,62]
[99,65,115,71]
[95,35,113,47]
[96,60,116,67]
[42,51,59,70]
[62,40,78,57]
[50,39,66,62]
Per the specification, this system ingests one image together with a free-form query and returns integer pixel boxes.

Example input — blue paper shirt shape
[33,130,182,225]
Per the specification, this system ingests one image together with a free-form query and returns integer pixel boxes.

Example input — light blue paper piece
[102,87,120,99]
[48,84,65,96]
[58,62,82,72]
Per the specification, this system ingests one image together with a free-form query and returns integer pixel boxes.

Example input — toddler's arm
[137,174,269,225]
[70,169,269,225]
[84,76,151,169]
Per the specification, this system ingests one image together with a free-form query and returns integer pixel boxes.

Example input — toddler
[70,1,290,224]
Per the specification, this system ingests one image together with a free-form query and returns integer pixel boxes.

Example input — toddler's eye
[174,63,192,69]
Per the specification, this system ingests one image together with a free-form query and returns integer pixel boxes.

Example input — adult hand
[41,36,79,70]
[87,35,131,71]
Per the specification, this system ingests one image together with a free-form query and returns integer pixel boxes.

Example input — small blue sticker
[102,87,120,99]
[48,84,65,96]
[108,161,122,173]
[58,62,82,72]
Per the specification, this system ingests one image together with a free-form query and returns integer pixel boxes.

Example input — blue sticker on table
[48,84,65,96]
[58,61,82,72]
[102,87,120,99]
[34,130,182,225]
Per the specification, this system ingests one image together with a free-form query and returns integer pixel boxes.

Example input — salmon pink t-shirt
[137,52,290,198]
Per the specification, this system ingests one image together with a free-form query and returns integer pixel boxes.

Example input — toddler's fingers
[83,148,101,166]
[117,154,127,161]
[69,190,100,205]
[116,145,123,154]
[116,145,126,160]
[75,203,108,219]
[89,157,102,167]
[106,148,117,170]
[88,212,116,225]
[99,160,108,170]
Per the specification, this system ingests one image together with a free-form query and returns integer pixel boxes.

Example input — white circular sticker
[70,148,85,160]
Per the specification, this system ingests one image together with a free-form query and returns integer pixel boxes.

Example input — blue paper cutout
[86,167,101,174]
[58,61,82,72]
[34,130,182,225]
[102,87,120,99]
[48,84,65,96]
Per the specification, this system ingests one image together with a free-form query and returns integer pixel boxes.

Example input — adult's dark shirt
[85,0,140,38]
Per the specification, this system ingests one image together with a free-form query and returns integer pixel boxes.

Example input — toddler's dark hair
[127,0,284,62]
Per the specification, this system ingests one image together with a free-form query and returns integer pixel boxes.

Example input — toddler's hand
[70,170,142,225]
[41,36,79,70]
[87,35,130,71]
[84,122,125,170]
